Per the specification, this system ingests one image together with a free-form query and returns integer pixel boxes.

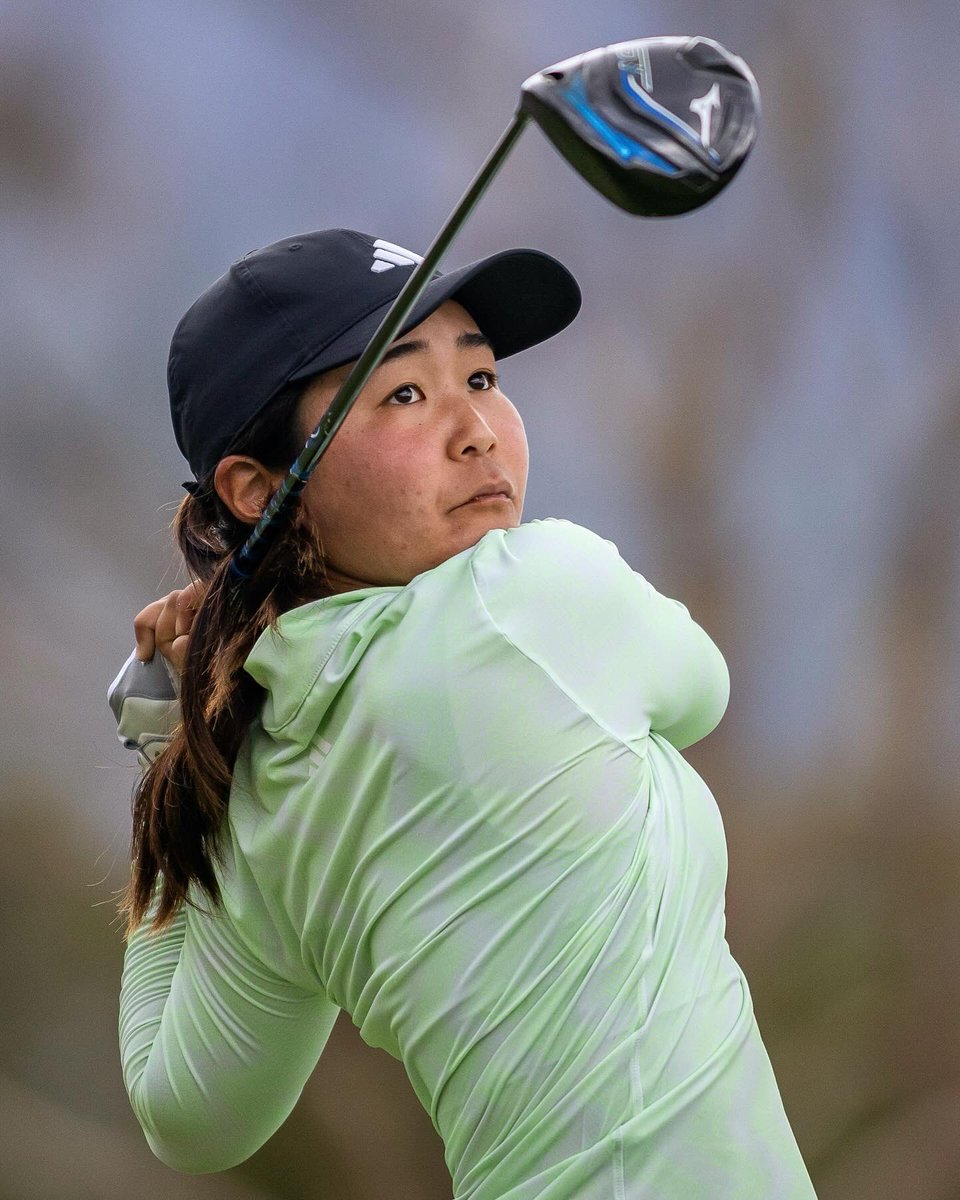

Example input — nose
[448,395,497,458]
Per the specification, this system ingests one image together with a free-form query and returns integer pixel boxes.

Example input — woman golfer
[110,229,817,1198]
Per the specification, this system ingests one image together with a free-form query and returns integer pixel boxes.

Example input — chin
[458,507,518,536]
[456,514,517,552]
[396,509,519,580]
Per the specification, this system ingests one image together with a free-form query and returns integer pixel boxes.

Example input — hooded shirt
[116,518,816,1198]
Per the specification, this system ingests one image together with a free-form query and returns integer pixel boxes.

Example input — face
[293,300,529,591]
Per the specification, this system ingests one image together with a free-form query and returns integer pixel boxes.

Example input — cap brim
[289,248,581,381]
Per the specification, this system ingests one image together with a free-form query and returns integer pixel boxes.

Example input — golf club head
[520,36,760,216]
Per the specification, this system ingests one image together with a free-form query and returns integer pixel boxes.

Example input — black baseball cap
[168,228,581,481]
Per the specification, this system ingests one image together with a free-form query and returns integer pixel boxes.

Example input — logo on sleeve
[309,735,333,770]
[371,238,425,273]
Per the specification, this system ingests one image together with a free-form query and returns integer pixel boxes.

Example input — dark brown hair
[119,381,333,936]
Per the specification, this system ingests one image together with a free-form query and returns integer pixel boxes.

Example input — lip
[456,481,514,508]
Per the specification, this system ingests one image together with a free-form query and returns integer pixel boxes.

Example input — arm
[120,893,340,1173]
[471,519,730,750]
[110,590,340,1173]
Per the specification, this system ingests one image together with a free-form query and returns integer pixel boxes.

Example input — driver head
[520,36,760,216]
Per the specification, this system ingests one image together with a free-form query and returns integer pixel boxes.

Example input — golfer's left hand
[134,580,206,672]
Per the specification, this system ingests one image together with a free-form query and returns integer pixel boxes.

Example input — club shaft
[231,109,530,580]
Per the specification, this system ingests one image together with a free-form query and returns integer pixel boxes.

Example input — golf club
[231,35,760,580]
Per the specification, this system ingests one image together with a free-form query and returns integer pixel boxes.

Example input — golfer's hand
[134,581,205,673]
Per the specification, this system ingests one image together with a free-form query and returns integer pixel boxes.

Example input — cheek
[360,428,434,508]
[302,427,426,528]
[300,396,529,532]
[501,403,530,476]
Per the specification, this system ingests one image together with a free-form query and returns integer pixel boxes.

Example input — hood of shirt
[243,585,408,746]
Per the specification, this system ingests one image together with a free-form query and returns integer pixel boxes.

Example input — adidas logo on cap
[371,238,424,273]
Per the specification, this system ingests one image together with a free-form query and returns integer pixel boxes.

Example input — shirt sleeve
[119,892,340,1173]
[111,653,341,1173]
[470,520,730,750]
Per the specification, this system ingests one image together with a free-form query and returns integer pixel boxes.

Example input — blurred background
[2,0,959,1196]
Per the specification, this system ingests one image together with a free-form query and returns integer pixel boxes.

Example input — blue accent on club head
[617,68,722,167]
[559,75,681,174]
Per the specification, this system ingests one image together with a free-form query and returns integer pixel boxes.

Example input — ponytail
[119,383,331,936]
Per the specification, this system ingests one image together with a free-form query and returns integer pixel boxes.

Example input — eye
[468,370,498,391]
[386,383,424,406]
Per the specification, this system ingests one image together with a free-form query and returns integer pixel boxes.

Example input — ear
[214,455,283,525]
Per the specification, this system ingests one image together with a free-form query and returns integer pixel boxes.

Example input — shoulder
[468,518,651,610]
[471,518,627,582]
[494,517,617,556]
[244,589,403,737]
[467,518,698,657]
[466,520,729,748]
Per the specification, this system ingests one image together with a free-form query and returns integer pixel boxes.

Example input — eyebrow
[380,330,493,365]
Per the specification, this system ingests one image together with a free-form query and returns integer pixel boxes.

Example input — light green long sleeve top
[116,518,816,1198]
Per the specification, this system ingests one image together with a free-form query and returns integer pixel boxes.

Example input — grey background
[3,1,959,1197]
